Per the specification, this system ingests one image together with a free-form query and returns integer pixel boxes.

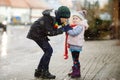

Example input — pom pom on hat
[78,10,87,17]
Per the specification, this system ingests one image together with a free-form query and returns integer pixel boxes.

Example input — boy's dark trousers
[34,40,53,71]
[34,40,56,79]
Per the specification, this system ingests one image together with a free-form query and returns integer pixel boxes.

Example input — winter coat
[27,15,63,41]
[67,20,89,47]
[67,25,85,47]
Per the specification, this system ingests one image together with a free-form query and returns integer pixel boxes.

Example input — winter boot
[34,69,43,78]
[71,66,81,78]
[41,70,56,79]
[68,66,74,76]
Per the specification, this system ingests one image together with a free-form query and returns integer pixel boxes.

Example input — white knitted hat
[71,11,85,20]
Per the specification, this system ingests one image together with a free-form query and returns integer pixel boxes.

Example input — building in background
[0,0,51,24]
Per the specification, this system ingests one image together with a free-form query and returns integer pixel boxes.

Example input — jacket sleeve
[48,28,64,36]
[44,17,64,36]
[67,26,83,37]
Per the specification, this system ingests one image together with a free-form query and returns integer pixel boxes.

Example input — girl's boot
[71,66,81,78]
[68,66,74,76]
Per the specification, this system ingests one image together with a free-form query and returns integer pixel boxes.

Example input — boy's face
[60,18,69,24]
[72,15,81,24]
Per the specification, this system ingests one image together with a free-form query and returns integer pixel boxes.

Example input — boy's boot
[41,70,56,79]
[71,66,81,78]
[34,69,43,78]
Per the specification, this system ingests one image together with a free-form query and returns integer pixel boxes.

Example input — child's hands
[62,24,73,32]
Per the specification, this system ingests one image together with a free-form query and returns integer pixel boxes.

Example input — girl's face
[72,15,81,25]
[60,18,69,24]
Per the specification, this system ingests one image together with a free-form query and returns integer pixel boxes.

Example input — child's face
[60,18,69,24]
[72,15,81,24]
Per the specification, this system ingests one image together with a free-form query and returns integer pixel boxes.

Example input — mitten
[63,24,73,32]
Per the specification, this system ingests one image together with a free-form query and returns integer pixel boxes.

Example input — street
[0,25,120,80]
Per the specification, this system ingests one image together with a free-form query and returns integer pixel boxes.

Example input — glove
[63,24,73,32]
[57,27,64,34]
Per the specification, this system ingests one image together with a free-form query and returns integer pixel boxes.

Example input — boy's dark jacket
[27,10,63,41]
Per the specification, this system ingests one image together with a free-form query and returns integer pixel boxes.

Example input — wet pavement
[0,25,120,80]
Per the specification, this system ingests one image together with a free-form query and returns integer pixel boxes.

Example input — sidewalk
[50,40,120,80]
[0,26,120,80]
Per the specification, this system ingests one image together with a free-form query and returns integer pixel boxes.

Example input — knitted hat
[56,6,71,18]
[72,11,85,20]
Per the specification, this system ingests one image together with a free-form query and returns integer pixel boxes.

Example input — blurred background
[0,1,120,80]
[0,0,120,41]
